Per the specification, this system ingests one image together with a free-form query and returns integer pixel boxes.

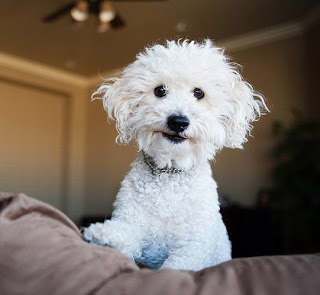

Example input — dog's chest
[138,174,191,209]
[114,157,219,228]
[122,163,218,221]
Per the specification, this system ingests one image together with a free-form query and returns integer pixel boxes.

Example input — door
[0,79,69,210]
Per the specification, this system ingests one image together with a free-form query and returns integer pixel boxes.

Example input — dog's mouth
[162,132,187,144]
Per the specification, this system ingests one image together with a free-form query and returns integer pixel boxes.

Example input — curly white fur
[83,39,267,271]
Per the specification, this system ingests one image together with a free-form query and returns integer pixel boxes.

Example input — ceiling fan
[42,0,166,32]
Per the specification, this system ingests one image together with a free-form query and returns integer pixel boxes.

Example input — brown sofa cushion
[0,192,319,295]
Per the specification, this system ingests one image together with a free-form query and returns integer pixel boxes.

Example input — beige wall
[305,22,320,120]
[84,96,137,215]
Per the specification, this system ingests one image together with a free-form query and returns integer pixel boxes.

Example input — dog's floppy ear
[223,78,268,149]
[92,78,134,144]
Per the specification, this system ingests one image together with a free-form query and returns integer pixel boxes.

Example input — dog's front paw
[82,222,112,247]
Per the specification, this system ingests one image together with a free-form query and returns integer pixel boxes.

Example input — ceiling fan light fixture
[97,21,111,33]
[70,0,89,22]
[99,1,116,23]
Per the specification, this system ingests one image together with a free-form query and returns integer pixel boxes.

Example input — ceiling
[0,0,318,77]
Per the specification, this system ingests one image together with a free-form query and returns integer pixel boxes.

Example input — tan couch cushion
[0,192,319,295]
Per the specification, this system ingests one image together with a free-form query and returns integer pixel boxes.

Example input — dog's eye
[154,85,167,98]
[193,88,205,99]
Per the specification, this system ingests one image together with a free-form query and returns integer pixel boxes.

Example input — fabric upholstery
[0,192,319,295]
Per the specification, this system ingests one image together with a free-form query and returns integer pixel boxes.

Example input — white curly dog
[83,39,267,271]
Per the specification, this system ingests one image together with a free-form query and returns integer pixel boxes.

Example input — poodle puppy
[83,39,267,271]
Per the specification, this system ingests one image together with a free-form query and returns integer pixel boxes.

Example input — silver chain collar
[142,151,182,176]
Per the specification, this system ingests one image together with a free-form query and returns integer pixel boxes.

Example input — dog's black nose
[167,115,190,133]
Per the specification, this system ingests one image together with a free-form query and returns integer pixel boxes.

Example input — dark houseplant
[269,112,320,254]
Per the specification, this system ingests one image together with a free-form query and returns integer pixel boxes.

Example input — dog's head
[93,40,267,170]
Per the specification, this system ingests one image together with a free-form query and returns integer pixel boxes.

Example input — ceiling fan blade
[110,13,125,29]
[42,2,76,23]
